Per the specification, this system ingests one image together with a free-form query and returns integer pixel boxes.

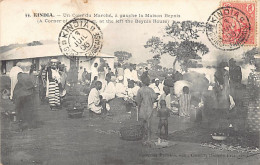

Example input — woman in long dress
[46,59,61,110]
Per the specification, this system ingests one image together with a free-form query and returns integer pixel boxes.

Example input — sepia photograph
[0,0,259,164]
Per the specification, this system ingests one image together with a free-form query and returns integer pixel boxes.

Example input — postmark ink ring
[58,18,103,59]
[206,6,251,51]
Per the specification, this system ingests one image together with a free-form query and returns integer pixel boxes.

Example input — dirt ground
[1,93,260,165]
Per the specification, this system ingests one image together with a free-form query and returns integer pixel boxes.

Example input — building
[0,44,115,79]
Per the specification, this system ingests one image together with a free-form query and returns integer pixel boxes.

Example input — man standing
[91,63,99,82]
[124,66,131,87]
[13,72,36,130]
[130,64,139,82]
[229,58,242,86]
[214,62,230,111]
[9,62,23,100]
[149,78,163,108]
[136,76,158,142]
[229,58,242,106]
[39,64,47,102]
[81,68,88,84]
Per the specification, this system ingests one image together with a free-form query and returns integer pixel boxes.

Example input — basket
[2,89,10,100]
[212,135,227,141]
[119,120,144,141]
[67,107,84,118]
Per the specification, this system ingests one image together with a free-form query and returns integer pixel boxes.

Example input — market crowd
[9,57,244,137]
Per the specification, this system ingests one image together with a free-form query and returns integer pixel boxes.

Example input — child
[157,100,170,139]
[179,86,191,117]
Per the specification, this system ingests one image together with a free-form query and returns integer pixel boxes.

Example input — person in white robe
[130,64,139,82]
[101,73,116,101]
[9,62,24,100]
[149,78,163,108]
[91,63,99,82]
[116,63,124,78]
[88,81,103,114]
[88,81,110,114]
[126,80,140,100]
[124,67,131,87]
[149,78,163,95]
[115,76,127,98]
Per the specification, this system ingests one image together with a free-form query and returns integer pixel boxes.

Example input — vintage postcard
[0,0,260,164]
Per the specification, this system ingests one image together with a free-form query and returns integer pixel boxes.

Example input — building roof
[0,44,114,61]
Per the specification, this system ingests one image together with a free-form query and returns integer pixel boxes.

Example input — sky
[0,0,259,67]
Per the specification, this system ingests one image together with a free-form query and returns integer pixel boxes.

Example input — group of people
[8,56,244,136]
[85,61,196,141]
[9,58,69,129]
[213,58,242,111]
[86,63,141,116]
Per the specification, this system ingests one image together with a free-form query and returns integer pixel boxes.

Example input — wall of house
[58,56,71,71]
[4,59,33,74]
[1,56,114,79]
[77,57,115,81]
[39,56,71,71]
[6,61,14,74]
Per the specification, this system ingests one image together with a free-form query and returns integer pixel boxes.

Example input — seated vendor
[126,80,140,99]
[88,81,108,115]
[115,76,127,98]
[101,73,116,101]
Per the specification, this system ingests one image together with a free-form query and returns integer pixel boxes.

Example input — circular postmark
[206,7,251,51]
[58,18,103,59]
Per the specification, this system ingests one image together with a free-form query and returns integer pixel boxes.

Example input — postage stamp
[221,1,257,46]
[58,18,103,59]
[206,6,251,51]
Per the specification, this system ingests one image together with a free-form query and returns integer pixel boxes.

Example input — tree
[144,37,165,56]
[144,20,209,72]
[137,62,148,69]
[144,37,164,70]
[147,59,160,66]
[242,48,259,65]
[165,21,206,41]
[114,51,132,64]
[27,41,43,46]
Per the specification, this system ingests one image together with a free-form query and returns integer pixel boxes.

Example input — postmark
[58,18,103,59]
[221,1,257,46]
[206,6,251,51]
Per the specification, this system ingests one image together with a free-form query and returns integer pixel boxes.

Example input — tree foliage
[242,47,259,65]
[114,51,132,64]
[144,20,209,71]
[144,37,165,56]
[27,41,43,46]
[165,20,206,41]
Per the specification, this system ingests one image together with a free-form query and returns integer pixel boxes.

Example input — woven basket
[1,89,10,100]
[120,120,144,141]
[67,107,84,118]
[247,103,260,132]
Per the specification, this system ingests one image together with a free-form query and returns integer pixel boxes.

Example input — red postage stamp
[221,1,257,46]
